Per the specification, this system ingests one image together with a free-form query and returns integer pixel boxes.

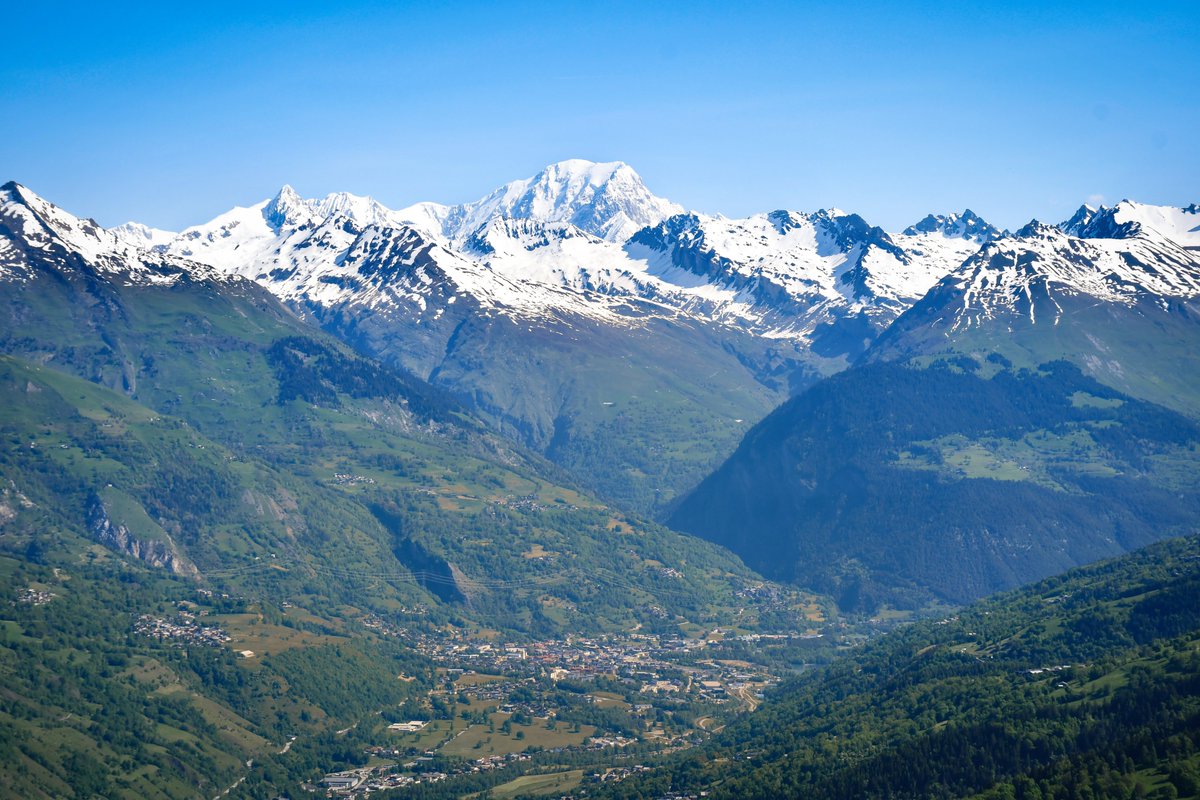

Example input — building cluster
[390,628,790,720]
[320,767,446,795]
[317,765,435,795]
[734,581,796,611]
[499,493,548,512]
[361,613,407,638]
[321,751,539,796]
[595,763,653,783]
[585,734,639,750]
[133,613,230,647]
[331,473,376,485]
[1026,664,1079,675]
[408,630,715,678]
[17,587,55,605]
[305,617,838,797]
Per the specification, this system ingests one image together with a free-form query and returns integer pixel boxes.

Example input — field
[482,769,586,798]
[453,671,508,687]
[439,713,595,758]
[212,613,348,656]
[385,719,457,751]
[587,691,630,709]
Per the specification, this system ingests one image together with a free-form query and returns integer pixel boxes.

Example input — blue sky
[3,1,1197,231]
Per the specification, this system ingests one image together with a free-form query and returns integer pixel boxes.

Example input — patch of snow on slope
[1110,201,1200,250]
[110,221,177,251]
[0,182,230,286]
[944,222,1200,330]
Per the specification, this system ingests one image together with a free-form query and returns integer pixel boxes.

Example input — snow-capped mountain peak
[1058,204,1098,236]
[917,216,1200,334]
[393,200,452,239]
[441,159,684,244]
[624,206,960,345]
[264,184,315,230]
[461,216,602,258]
[902,209,1001,242]
[310,190,397,228]
[1059,200,1200,250]
[809,209,908,261]
[1013,219,1063,239]
[1057,204,1142,240]
[1107,200,1200,249]
[1,181,119,261]
[0,181,228,286]
[109,221,177,251]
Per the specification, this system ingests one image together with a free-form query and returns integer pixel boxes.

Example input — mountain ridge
[867,212,1200,417]
[0,178,776,639]
[664,194,1200,611]
[10,171,1199,518]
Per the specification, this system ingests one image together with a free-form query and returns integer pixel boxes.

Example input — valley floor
[279,610,891,798]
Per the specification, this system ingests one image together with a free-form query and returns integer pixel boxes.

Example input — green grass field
[439,713,594,758]
[482,769,586,799]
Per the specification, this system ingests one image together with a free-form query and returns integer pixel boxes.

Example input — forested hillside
[670,357,1200,611]
[595,534,1200,800]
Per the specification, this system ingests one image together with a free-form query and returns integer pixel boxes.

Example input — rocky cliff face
[86,493,199,578]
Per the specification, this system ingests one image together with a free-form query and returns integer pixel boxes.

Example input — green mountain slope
[866,224,1200,418]
[669,358,1200,611]
[319,295,793,517]
[597,535,1200,800]
[0,185,803,797]
[0,549,429,799]
[0,347,781,797]
[0,316,763,637]
[667,223,1200,613]
[0,181,772,637]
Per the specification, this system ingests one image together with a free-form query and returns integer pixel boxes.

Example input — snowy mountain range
[868,202,1200,341]
[0,181,225,287]
[5,161,1199,513]
[869,204,1200,417]
[98,160,1198,343]
[948,219,1200,328]
[1060,199,1200,249]
[103,159,1020,349]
